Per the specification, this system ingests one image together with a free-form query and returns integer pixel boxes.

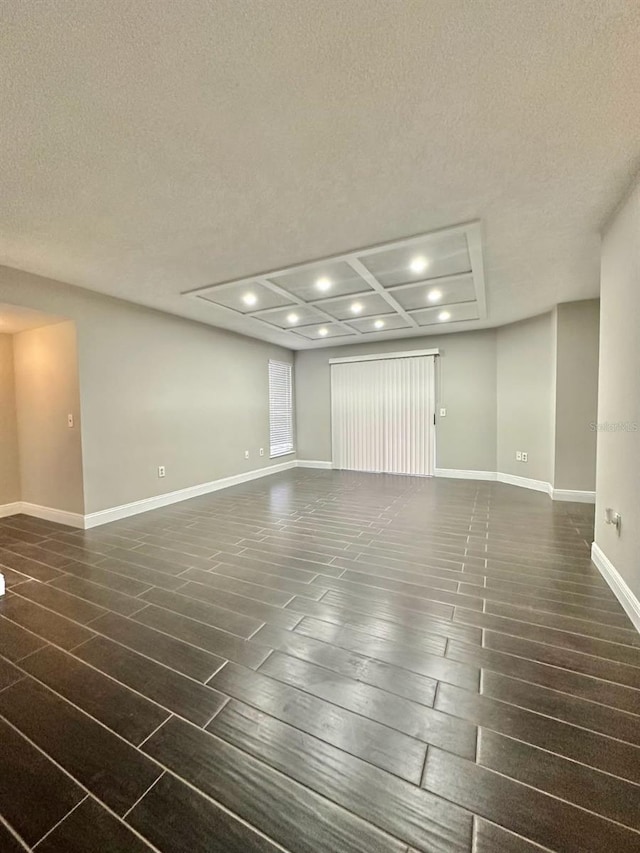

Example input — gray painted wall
[554,300,600,491]
[595,180,640,601]
[0,266,295,514]
[0,334,20,505]
[295,330,498,471]
[13,321,85,513]
[496,313,556,483]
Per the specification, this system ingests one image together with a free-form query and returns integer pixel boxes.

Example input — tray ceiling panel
[186,222,486,347]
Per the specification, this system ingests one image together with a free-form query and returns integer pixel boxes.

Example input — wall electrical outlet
[158,466,166,478]
[259,448,264,456]
[67,413,74,428]
[439,408,447,417]
[515,451,522,461]
[521,452,528,462]
[244,450,249,460]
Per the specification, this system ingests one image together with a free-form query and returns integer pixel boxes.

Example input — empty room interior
[1,3,640,852]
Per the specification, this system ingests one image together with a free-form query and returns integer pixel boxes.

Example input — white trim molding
[329,348,440,365]
[434,469,596,503]
[0,502,22,519]
[434,468,497,481]
[0,572,4,597]
[0,501,84,529]
[591,542,640,634]
[84,459,297,528]
[551,488,596,503]
[496,473,552,496]
[296,460,333,469]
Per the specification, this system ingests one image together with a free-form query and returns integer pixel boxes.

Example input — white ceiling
[1,1,639,350]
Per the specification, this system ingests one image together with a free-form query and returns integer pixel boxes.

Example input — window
[269,360,294,458]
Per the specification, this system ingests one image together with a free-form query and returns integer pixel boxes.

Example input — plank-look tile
[446,638,640,714]
[310,572,485,612]
[0,593,95,650]
[90,611,227,681]
[19,645,170,745]
[0,819,31,853]
[483,629,640,689]
[130,541,216,570]
[35,797,155,853]
[145,579,302,630]
[11,580,107,624]
[205,561,327,599]
[481,670,640,747]
[208,661,427,782]
[94,555,188,591]
[232,545,347,578]
[485,598,640,648]
[75,635,228,726]
[473,818,557,852]
[259,651,477,759]
[100,547,187,576]
[132,605,270,669]
[252,623,439,706]
[435,683,640,785]
[0,615,48,661]
[477,728,640,831]
[0,549,65,582]
[0,678,162,815]
[139,585,264,638]
[126,771,282,853]
[423,747,640,853]
[0,656,24,691]
[0,566,34,587]
[35,538,110,566]
[319,586,455,622]
[143,715,406,853]
[133,532,218,559]
[296,616,480,690]
[177,569,295,606]
[208,699,473,853]
[50,558,153,597]
[453,606,640,667]
[48,574,147,617]
[286,594,482,645]
[1,541,73,569]
[0,717,85,847]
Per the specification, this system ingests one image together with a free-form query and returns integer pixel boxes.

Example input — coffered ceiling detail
[186,222,486,345]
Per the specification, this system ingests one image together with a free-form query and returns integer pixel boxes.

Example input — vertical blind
[331,355,434,475]
[269,360,294,457]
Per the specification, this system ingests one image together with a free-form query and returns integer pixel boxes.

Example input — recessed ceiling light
[438,310,451,322]
[286,312,299,324]
[374,319,385,329]
[428,289,442,303]
[316,277,332,292]
[350,302,363,314]
[409,255,429,275]
[318,327,329,336]
[242,292,257,307]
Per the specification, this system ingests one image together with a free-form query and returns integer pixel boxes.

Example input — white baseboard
[84,459,297,529]
[496,472,552,495]
[0,572,4,597]
[296,460,333,470]
[591,542,640,634]
[551,488,596,504]
[0,501,84,529]
[435,469,594,503]
[0,502,21,519]
[435,468,497,481]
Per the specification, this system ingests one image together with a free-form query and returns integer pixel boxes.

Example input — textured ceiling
[1,0,639,349]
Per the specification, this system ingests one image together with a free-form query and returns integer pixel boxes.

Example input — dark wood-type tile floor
[0,470,639,852]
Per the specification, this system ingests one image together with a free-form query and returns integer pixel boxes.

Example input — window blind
[269,360,294,458]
